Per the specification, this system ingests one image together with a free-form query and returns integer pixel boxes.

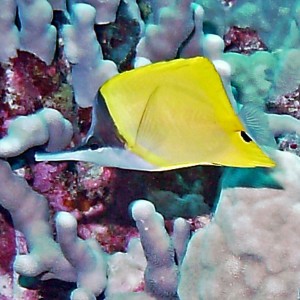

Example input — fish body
[36,57,276,170]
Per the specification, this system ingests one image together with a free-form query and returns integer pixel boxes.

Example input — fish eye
[85,136,102,150]
[89,143,100,150]
[240,131,252,143]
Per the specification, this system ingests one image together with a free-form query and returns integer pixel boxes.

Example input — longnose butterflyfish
[35,57,276,170]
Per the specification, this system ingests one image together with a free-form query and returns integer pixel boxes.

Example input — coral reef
[1,0,300,299]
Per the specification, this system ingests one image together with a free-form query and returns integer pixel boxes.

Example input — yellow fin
[100,57,275,170]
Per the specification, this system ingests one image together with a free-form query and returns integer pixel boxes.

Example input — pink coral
[266,88,300,156]
[0,208,15,275]
[31,162,116,221]
[277,133,300,156]
[10,51,60,98]
[267,87,300,119]
[0,50,75,138]
[78,222,139,253]
[224,26,267,54]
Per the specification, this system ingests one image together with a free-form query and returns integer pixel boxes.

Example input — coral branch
[105,238,147,297]
[267,113,300,136]
[0,0,19,63]
[131,200,179,299]
[17,0,57,64]
[135,0,194,65]
[69,0,121,24]
[172,217,190,266]
[0,159,75,281]
[62,3,118,107]
[0,108,73,157]
[56,211,107,299]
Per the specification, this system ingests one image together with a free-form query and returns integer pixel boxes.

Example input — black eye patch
[240,131,252,143]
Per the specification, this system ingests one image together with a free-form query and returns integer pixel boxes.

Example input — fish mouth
[35,147,160,171]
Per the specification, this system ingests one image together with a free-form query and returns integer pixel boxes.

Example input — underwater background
[1,0,300,299]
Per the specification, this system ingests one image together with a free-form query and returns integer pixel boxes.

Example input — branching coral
[17,0,57,65]
[56,212,107,299]
[135,0,194,63]
[0,159,76,281]
[0,0,19,63]
[70,0,121,25]
[0,108,72,157]
[131,200,179,299]
[62,3,118,107]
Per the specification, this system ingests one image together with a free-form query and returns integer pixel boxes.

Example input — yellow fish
[36,57,276,170]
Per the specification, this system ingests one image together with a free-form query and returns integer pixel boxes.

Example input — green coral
[223,51,276,105]
[193,0,300,107]
[197,0,300,51]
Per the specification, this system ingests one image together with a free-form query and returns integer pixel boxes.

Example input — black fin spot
[240,131,252,143]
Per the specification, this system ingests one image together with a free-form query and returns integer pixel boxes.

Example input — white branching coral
[0,159,76,281]
[62,3,118,107]
[0,108,73,157]
[56,212,107,299]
